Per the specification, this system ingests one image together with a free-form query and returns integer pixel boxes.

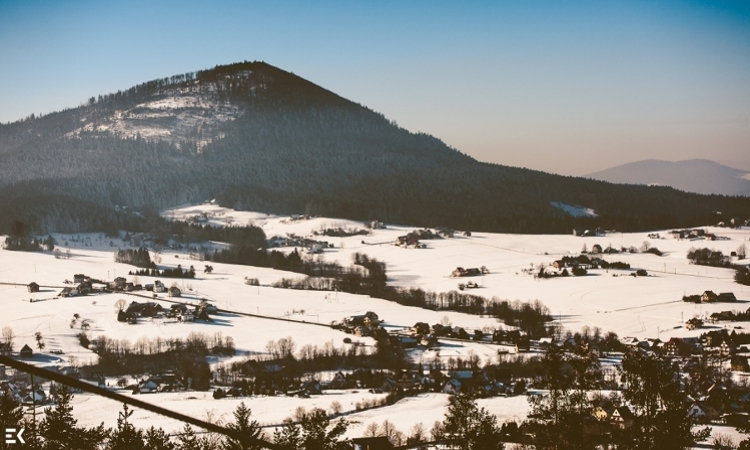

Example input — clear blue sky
[1,0,749,175]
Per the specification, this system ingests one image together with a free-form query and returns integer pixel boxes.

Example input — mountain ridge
[587,159,750,197]
[0,61,748,235]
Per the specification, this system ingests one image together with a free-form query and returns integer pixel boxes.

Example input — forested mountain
[1,61,748,235]
[587,159,750,197]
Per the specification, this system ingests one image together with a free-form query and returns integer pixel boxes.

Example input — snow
[66,389,387,434]
[65,90,240,144]
[550,201,598,218]
[2,207,750,438]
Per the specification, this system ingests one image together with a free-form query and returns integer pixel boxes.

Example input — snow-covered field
[1,204,749,436]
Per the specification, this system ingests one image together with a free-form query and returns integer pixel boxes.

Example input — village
[1,207,749,446]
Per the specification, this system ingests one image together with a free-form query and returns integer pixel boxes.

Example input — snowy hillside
[2,206,749,436]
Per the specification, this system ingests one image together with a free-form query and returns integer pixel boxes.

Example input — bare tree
[738,243,747,260]
[292,406,307,422]
[381,420,405,446]
[409,423,426,445]
[711,433,736,450]
[364,422,380,438]
[277,336,296,359]
[329,401,343,416]
[1,326,15,353]
[114,299,127,312]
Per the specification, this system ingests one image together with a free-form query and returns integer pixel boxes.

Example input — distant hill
[0,61,749,235]
[587,159,750,197]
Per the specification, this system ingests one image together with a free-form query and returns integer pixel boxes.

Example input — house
[153,281,166,293]
[136,379,160,394]
[73,274,87,284]
[350,437,394,450]
[451,267,482,277]
[381,377,398,393]
[126,301,163,317]
[346,311,380,327]
[170,303,188,314]
[710,311,734,323]
[77,281,93,295]
[720,340,736,357]
[718,292,737,302]
[168,286,181,298]
[27,282,39,293]
[611,406,634,429]
[20,344,33,358]
[199,301,217,314]
[413,322,430,335]
[329,371,348,389]
[302,380,322,395]
[665,338,687,356]
[702,291,719,303]
[688,402,720,424]
[394,233,420,247]
[59,287,78,297]
[306,243,325,254]
[686,317,704,330]
[23,388,46,404]
[443,378,462,394]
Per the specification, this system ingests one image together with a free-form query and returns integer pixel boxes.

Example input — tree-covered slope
[0,61,747,234]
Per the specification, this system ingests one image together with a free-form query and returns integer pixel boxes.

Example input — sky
[0,0,749,176]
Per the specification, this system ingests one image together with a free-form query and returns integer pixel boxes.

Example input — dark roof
[20,344,33,355]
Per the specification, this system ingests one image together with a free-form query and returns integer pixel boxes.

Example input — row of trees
[114,248,155,268]
[0,380,506,450]
[260,252,554,338]
[83,332,230,389]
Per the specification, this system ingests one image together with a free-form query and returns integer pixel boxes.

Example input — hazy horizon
[1,0,748,176]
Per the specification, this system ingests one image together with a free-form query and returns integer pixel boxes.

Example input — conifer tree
[222,402,265,450]
[106,404,144,450]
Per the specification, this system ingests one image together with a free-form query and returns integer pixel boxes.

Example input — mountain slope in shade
[587,159,750,197]
[0,61,749,235]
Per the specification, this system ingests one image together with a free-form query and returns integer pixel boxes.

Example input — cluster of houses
[572,227,606,237]
[266,234,332,254]
[393,228,448,248]
[133,371,184,393]
[716,218,749,228]
[682,290,737,304]
[531,337,750,429]
[117,299,217,324]
[450,266,488,277]
[0,379,47,405]
[332,311,382,336]
[47,274,189,299]
[215,365,526,400]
